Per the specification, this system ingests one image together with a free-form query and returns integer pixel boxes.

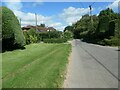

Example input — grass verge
[2,43,71,88]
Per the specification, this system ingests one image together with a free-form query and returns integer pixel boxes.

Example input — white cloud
[49,22,62,27]
[49,22,65,31]
[14,10,51,24]
[59,7,90,25]
[54,25,66,31]
[4,0,22,11]
[32,2,43,7]
[107,0,119,12]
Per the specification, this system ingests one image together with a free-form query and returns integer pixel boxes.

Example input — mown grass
[2,43,71,88]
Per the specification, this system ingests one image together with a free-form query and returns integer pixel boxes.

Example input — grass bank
[2,43,71,88]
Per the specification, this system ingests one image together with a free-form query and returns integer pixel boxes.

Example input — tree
[2,6,25,51]
[39,24,45,27]
[63,31,73,40]
[64,26,73,32]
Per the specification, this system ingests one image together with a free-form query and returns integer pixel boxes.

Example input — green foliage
[63,31,73,40]
[43,38,67,43]
[114,19,120,35]
[39,31,62,41]
[23,31,30,44]
[97,16,110,33]
[99,8,114,20]
[0,9,2,40]
[103,36,118,46]
[65,8,119,46]
[108,20,115,36]
[73,29,81,39]
[39,32,49,41]
[2,6,25,50]
[23,28,39,44]
[49,31,62,38]
[29,35,38,43]
[64,26,73,32]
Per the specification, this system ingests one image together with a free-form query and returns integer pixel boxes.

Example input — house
[22,25,56,32]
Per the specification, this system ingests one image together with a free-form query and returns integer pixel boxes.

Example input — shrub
[2,6,25,50]
[28,28,39,43]
[103,37,118,46]
[63,31,73,40]
[43,38,67,43]
[23,31,30,44]
[23,28,39,44]
[39,31,62,41]
[49,31,62,38]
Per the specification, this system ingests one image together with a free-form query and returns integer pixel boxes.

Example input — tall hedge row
[2,6,25,50]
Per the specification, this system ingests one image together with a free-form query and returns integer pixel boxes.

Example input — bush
[39,32,49,41]
[23,31,30,44]
[28,28,39,43]
[23,28,39,44]
[103,37,118,46]
[39,31,62,41]
[43,38,67,43]
[49,31,62,38]
[108,20,115,36]
[2,6,25,50]
[63,31,73,40]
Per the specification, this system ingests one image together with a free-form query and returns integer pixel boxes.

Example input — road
[63,39,118,88]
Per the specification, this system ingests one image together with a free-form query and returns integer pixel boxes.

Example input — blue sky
[2,0,119,31]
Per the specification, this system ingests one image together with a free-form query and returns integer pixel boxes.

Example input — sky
[1,0,119,31]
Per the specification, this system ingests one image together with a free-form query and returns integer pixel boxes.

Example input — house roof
[22,25,56,32]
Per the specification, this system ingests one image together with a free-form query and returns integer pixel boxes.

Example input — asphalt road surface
[64,39,118,88]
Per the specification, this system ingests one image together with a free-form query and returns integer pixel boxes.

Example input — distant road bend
[64,39,118,88]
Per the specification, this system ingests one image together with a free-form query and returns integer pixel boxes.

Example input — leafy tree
[64,8,119,46]
[64,26,73,32]
[39,24,45,27]
[63,31,73,40]
[2,6,25,51]
[28,28,39,43]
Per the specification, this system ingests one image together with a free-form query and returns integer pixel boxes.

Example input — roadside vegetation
[64,8,120,46]
[1,6,73,52]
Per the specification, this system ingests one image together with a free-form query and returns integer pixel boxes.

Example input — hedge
[43,38,67,43]
[2,6,25,50]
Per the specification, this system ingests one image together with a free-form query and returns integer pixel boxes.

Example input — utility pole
[35,13,37,31]
[89,5,93,25]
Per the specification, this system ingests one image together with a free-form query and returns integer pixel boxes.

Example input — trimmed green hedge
[43,38,67,43]
[2,6,25,50]
[39,31,62,41]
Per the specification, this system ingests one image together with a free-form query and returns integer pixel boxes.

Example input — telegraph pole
[35,13,37,30]
[89,5,93,25]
